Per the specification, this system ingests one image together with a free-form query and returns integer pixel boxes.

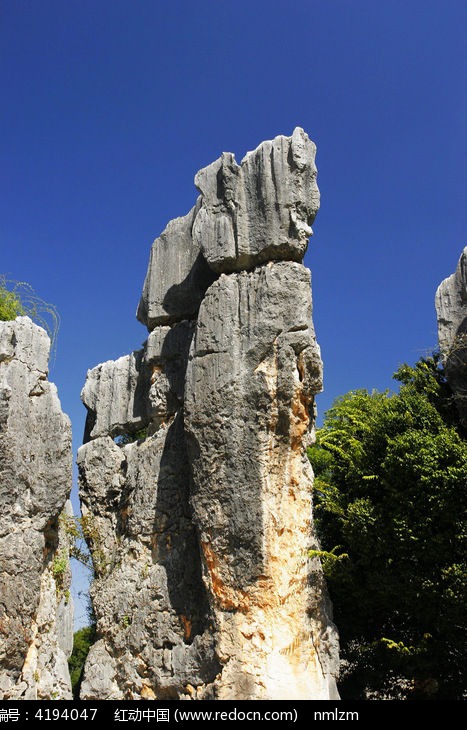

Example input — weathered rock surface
[79,128,339,699]
[137,202,217,330]
[193,127,320,273]
[435,247,467,427]
[184,262,338,698]
[0,317,73,700]
[82,352,149,441]
[78,327,219,700]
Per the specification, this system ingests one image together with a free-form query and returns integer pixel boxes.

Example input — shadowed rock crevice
[137,202,218,330]
[153,411,213,645]
[162,253,218,323]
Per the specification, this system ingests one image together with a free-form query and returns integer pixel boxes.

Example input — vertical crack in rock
[435,247,467,429]
[0,317,73,700]
[79,127,339,699]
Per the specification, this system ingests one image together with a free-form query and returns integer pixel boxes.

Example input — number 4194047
[34,709,97,721]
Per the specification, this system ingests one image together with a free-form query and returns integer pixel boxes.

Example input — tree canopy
[309,355,466,699]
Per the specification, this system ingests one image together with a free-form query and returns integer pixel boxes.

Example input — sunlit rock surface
[0,317,73,699]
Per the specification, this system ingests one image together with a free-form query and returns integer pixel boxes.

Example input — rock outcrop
[193,127,320,274]
[78,325,219,700]
[79,128,339,699]
[435,247,467,428]
[0,316,73,700]
[137,202,217,330]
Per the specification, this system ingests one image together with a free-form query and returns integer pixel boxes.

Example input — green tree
[394,352,464,436]
[309,358,467,699]
[68,625,96,698]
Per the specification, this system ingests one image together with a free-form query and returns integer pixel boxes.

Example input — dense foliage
[68,626,96,698]
[0,277,25,320]
[309,355,466,699]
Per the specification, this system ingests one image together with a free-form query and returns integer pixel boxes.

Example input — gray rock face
[79,129,339,700]
[193,127,319,273]
[78,327,219,700]
[0,317,73,700]
[435,247,467,427]
[82,352,149,441]
[185,262,321,586]
[137,202,217,330]
[184,262,337,698]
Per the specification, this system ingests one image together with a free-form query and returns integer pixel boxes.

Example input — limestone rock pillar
[0,317,73,700]
[184,130,339,699]
[79,128,339,700]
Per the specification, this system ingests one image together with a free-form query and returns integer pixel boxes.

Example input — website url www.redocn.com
[174,708,359,722]
[175,709,297,722]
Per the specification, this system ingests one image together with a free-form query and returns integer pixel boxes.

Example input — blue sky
[1,0,465,626]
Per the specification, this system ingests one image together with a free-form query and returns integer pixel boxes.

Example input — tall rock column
[184,129,339,699]
[79,128,339,700]
[0,317,73,700]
